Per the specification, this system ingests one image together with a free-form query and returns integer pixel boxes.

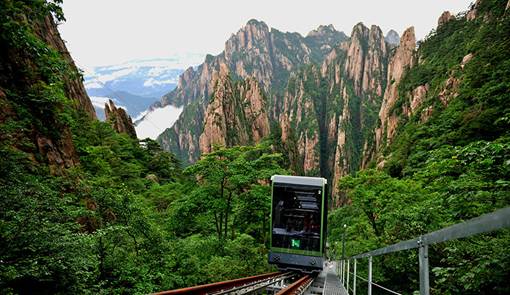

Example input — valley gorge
[156,19,407,204]
[156,0,508,207]
[1,0,509,293]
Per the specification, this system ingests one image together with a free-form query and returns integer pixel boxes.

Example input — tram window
[272,184,322,252]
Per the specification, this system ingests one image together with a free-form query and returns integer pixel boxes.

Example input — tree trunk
[231,216,236,240]
[364,209,381,236]
[224,192,232,239]
[219,212,223,240]
[214,212,221,240]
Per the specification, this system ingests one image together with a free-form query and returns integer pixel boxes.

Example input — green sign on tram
[291,239,300,249]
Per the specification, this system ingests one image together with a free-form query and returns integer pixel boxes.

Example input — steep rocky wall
[199,75,270,154]
[157,20,347,164]
[105,100,137,138]
[35,16,96,119]
[0,9,95,175]
[278,23,391,205]
[375,27,416,152]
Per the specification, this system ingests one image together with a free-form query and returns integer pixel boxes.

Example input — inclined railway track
[153,272,315,295]
[276,275,313,295]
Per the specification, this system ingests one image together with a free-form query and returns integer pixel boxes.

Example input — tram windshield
[272,183,322,252]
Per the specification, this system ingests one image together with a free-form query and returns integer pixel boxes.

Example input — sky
[59,0,474,68]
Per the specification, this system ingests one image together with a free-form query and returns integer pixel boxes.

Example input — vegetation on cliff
[329,1,510,293]
[0,1,284,293]
[1,0,509,294]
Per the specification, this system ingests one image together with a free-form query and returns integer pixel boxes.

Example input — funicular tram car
[268,175,327,273]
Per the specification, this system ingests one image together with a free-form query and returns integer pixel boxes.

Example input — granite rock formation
[105,100,137,138]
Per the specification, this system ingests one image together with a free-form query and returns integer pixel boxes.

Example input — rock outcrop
[467,0,481,21]
[438,11,455,27]
[105,100,137,138]
[278,22,390,204]
[375,26,416,150]
[332,24,389,203]
[0,12,96,174]
[158,19,347,164]
[199,75,270,154]
[35,16,96,119]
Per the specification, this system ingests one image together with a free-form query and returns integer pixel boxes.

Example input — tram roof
[271,175,327,187]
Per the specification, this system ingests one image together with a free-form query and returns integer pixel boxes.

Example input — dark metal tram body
[268,175,327,273]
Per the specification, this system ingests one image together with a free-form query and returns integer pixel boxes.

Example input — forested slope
[0,1,285,293]
[328,1,510,294]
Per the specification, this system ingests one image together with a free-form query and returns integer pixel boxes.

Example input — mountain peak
[306,24,347,43]
[400,27,416,49]
[246,19,269,29]
[369,24,383,36]
[307,24,336,36]
[385,29,400,46]
[105,99,137,139]
[350,22,369,37]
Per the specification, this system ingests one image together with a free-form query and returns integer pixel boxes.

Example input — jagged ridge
[157,20,347,164]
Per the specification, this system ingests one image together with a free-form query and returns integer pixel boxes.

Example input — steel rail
[213,272,293,295]
[276,275,313,295]
[152,271,282,295]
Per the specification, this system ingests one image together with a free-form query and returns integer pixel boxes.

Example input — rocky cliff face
[438,11,455,27]
[199,75,270,153]
[278,23,391,204]
[159,21,394,205]
[35,16,97,119]
[105,100,137,138]
[370,0,510,183]
[278,65,324,176]
[158,19,347,164]
[375,27,416,151]
[163,0,507,209]
[158,1,499,208]
[0,10,96,174]
[162,20,346,108]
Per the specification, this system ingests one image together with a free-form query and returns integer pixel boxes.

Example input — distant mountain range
[83,56,204,121]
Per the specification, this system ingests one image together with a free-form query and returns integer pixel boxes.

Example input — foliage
[176,144,287,242]
[330,2,510,293]
[0,2,288,293]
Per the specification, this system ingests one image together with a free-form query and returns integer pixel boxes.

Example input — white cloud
[135,105,183,140]
[143,78,178,87]
[90,96,111,108]
[96,67,137,83]
[85,81,103,89]
[90,96,127,111]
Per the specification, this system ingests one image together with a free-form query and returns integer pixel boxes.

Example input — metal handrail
[348,272,402,295]
[338,206,510,295]
[352,207,510,259]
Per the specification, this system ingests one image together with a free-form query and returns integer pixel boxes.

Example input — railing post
[368,256,372,295]
[347,259,350,294]
[344,259,347,285]
[343,260,346,285]
[419,239,430,295]
[353,259,357,295]
[340,260,345,286]
[339,260,343,283]
[337,260,343,282]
